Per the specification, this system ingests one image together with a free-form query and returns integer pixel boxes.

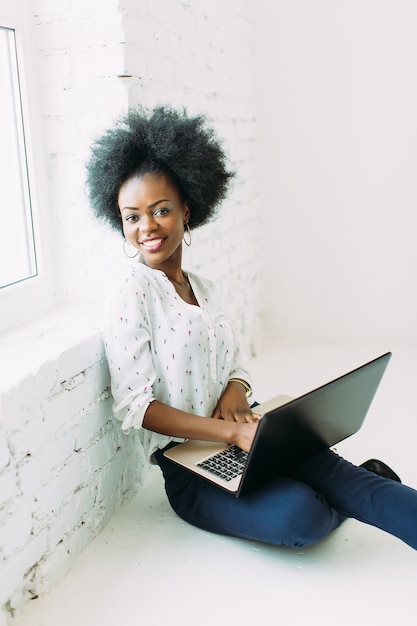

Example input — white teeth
[141,238,164,248]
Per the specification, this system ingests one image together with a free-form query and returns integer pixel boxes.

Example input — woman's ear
[183,201,190,224]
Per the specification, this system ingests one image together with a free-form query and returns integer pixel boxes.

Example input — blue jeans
[155,446,417,549]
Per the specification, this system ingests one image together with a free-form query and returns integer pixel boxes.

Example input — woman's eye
[154,208,170,217]
[126,214,139,222]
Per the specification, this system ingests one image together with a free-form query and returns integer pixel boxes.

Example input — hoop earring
[183,223,192,247]
[123,239,139,258]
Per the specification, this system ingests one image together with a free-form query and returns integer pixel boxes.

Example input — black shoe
[360,459,401,483]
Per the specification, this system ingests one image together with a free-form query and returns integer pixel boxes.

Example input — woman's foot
[360,459,401,483]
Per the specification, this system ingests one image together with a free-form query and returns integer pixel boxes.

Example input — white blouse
[104,261,252,463]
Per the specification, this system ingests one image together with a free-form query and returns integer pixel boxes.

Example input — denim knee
[156,453,344,549]
[265,482,342,548]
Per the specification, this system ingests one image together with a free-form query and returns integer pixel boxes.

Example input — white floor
[9,341,417,626]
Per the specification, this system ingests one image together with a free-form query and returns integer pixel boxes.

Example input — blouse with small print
[104,261,252,466]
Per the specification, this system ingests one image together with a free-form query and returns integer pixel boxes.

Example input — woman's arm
[211,381,259,423]
[142,399,258,452]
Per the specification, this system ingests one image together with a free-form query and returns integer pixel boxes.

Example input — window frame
[0,0,55,333]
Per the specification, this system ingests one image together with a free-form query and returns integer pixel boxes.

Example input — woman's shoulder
[186,270,224,308]
[107,262,157,309]
[186,270,214,291]
[112,263,218,307]
[113,261,166,293]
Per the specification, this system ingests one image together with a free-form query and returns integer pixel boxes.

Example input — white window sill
[0,303,105,395]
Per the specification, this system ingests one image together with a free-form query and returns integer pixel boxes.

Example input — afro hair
[86,106,234,234]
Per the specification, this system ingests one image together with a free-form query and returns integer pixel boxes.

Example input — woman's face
[118,172,189,271]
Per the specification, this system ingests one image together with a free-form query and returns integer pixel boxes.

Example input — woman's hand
[143,394,259,453]
[232,421,259,452]
[211,381,260,424]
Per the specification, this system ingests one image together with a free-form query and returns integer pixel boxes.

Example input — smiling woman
[85,105,417,555]
[119,173,198,305]
[86,107,234,310]
[119,173,192,287]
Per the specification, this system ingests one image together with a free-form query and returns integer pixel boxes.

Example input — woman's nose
[139,214,158,234]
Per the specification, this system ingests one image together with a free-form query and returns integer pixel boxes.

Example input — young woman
[86,107,417,551]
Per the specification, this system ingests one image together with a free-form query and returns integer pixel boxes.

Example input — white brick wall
[0,318,144,616]
[0,0,260,619]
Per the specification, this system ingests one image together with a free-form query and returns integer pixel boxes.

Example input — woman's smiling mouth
[140,237,167,251]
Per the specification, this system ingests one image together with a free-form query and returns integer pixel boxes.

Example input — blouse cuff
[114,395,156,433]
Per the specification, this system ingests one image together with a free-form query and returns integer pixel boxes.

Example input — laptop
[164,352,392,497]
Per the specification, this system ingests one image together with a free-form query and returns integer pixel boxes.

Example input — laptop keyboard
[197,445,248,482]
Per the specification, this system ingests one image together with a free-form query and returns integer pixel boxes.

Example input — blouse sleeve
[202,274,252,388]
[227,323,253,388]
[104,278,156,432]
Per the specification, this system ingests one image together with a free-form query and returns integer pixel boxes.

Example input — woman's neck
[140,248,184,285]
[140,254,197,304]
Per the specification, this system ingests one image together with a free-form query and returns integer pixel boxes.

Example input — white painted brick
[92,361,112,397]
[17,429,76,493]
[0,377,38,432]
[0,530,47,607]
[74,399,113,452]
[35,20,80,52]
[35,11,124,52]
[0,435,9,471]
[66,522,94,561]
[42,384,89,438]
[85,434,117,474]
[0,310,104,396]
[31,542,71,596]
[37,50,73,88]
[0,468,17,507]
[81,363,110,402]
[55,335,105,383]
[43,485,94,550]
[38,64,124,120]
[120,433,143,482]
[32,0,71,20]
[32,359,61,400]
[80,13,124,47]
[95,447,125,504]
[0,504,33,559]
[33,453,86,517]
[73,44,125,76]
[8,410,46,462]
[42,115,76,154]
[89,494,116,536]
